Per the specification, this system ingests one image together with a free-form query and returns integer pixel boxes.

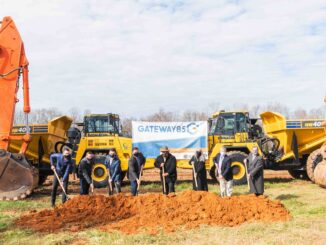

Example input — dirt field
[1,170,326,245]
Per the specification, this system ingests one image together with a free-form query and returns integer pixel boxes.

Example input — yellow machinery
[208,111,325,185]
[9,116,73,185]
[68,114,132,188]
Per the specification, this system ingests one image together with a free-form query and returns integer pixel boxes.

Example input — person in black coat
[128,147,146,196]
[78,151,95,195]
[154,146,177,195]
[189,150,208,191]
[213,146,233,197]
[245,146,264,195]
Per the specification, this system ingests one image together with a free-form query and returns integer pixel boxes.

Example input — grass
[1,178,326,245]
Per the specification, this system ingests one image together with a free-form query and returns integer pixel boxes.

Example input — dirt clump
[16,190,290,234]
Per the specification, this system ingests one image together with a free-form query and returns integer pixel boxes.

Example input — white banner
[132,121,208,159]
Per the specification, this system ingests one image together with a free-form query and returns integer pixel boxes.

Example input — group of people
[49,145,264,207]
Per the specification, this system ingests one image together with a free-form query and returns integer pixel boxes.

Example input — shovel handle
[136,165,144,195]
[162,162,166,194]
[191,161,198,189]
[53,168,69,199]
[244,160,250,191]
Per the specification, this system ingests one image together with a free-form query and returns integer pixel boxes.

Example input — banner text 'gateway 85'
[132,121,208,159]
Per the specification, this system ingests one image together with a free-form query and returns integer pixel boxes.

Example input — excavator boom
[0,17,38,200]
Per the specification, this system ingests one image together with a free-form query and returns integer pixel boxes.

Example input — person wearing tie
[213,146,233,197]
[244,146,264,196]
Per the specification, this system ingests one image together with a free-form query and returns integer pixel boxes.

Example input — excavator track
[0,150,38,200]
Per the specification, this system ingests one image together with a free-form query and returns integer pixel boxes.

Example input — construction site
[1,1,326,245]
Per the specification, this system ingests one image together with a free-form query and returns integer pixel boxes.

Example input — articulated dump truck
[207,111,325,185]
[0,116,72,200]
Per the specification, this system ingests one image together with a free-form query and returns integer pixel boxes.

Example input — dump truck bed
[260,112,325,161]
[9,116,72,166]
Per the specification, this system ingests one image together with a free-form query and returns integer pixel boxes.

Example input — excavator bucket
[0,150,38,200]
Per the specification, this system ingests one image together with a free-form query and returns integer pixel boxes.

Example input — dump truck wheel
[92,162,108,188]
[228,151,248,185]
[306,149,322,183]
[288,169,309,180]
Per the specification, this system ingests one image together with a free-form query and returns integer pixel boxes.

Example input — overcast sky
[1,0,326,117]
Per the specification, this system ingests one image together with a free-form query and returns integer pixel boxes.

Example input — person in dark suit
[78,151,95,195]
[213,146,233,197]
[128,147,146,196]
[245,146,264,195]
[154,146,177,195]
[189,149,208,191]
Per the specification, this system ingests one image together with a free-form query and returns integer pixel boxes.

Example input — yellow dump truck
[67,113,132,188]
[207,111,325,185]
[10,116,73,185]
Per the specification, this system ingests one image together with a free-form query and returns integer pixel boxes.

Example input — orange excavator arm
[0,16,31,153]
[0,17,38,200]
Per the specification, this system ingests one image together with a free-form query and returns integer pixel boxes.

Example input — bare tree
[263,102,290,118]
[250,105,261,118]
[14,107,63,125]
[142,108,179,122]
[181,110,208,121]
[308,107,324,119]
[121,117,135,137]
[68,107,82,123]
[292,108,308,119]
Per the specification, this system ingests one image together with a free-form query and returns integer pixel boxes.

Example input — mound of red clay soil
[16,191,290,234]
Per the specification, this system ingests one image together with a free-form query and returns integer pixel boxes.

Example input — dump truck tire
[228,151,248,185]
[209,151,248,185]
[306,149,322,183]
[92,159,108,188]
[288,169,309,180]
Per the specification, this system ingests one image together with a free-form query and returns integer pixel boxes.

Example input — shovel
[107,169,113,195]
[162,159,167,194]
[191,161,198,190]
[244,159,250,192]
[136,165,144,196]
[53,168,70,200]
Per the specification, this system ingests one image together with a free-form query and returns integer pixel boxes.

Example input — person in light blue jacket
[104,148,122,195]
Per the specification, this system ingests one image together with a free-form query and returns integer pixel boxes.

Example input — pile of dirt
[16,191,290,234]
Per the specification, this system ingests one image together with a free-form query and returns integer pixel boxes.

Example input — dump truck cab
[84,114,122,136]
[69,113,132,188]
[208,111,262,144]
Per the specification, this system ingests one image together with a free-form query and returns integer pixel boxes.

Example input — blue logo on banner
[187,122,199,135]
